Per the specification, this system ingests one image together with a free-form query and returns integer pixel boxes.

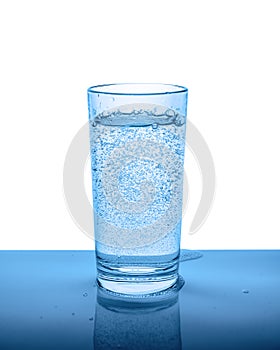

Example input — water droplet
[83,292,88,297]
[89,317,93,321]
[72,312,75,316]
[152,123,158,129]
[242,289,249,294]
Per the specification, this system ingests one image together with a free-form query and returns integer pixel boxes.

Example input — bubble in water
[90,103,186,250]
[89,317,93,321]
[175,115,184,126]
[101,110,111,117]
[242,289,249,294]
[83,292,88,297]
[166,109,176,117]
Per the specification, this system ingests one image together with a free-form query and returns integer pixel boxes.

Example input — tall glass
[87,83,188,295]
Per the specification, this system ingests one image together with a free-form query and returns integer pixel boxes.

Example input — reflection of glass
[93,279,184,350]
[87,83,188,295]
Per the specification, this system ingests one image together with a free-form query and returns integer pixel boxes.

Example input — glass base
[97,274,178,295]
[96,251,180,295]
[96,260,179,295]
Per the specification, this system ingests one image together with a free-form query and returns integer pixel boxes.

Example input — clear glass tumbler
[87,83,188,295]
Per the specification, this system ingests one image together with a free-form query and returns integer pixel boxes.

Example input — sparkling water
[89,105,186,294]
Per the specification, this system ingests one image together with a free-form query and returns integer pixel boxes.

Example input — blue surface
[0,250,280,349]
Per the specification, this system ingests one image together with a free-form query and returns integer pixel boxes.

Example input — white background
[0,0,279,250]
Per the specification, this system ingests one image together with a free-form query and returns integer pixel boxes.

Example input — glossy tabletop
[0,250,279,349]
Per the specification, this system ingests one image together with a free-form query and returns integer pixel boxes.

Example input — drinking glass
[87,83,188,294]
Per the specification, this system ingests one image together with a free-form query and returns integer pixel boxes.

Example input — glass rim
[87,83,188,96]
